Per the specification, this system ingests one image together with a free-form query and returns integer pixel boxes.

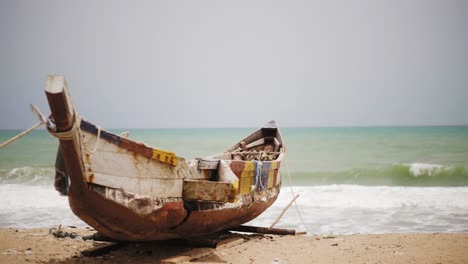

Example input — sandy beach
[1,227,467,264]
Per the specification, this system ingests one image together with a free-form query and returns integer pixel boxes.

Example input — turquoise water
[1,126,468,186]
[1,126,468,233]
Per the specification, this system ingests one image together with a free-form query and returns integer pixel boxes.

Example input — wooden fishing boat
[44,75,285,241]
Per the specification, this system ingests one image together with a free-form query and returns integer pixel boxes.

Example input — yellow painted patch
[243,161,256,173]
[239,161,255,194]
[268,161,277,188]
[152,148,178,166]
[232,178,239,202]
[271,161,278,170]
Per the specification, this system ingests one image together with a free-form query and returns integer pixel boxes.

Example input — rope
[47,113,101,154]
[284,154,316,235]
[83,125,101,154]
[48,114,80,141]
[253,160,265,191]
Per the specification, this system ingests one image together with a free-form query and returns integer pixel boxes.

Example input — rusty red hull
[68,183,280,241]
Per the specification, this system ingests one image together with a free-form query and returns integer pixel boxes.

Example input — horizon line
[1,123,468,131]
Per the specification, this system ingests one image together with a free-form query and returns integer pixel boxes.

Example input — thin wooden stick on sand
[270,194,300,228]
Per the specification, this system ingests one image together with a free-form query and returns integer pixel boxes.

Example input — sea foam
[0,184,82,228]
[1,167,54,185]
[1,183,468,234]
[250,185,468,234]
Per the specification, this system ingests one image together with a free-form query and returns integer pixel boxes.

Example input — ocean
[1,126,468,234]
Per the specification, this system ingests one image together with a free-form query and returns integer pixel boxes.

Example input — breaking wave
[0,167,55,185]
[2,163,468,187]
[289,163,468,186]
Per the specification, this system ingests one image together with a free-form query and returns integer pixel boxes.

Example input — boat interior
[192,125,284,182]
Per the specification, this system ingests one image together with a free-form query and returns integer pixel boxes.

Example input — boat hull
[44,75,285,241]
[68,182,280,241]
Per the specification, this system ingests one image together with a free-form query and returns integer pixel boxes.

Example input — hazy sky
[1,0,467,129]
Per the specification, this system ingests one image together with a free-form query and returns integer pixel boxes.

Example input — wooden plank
[273,137,280,147]
[87,172,183,197]
[80,120,121,146]
[80,130,195,180]
[46,76,74,130]
[245,138,265,149]
[225,129,263,153]
[81,120,178,166]
[183,180,235,202]
[82,132,197,184]
[86,149,182,179]
[198,159,219,170]
[217,160,238,184]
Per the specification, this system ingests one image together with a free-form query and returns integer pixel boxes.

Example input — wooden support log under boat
[226,225,299,236]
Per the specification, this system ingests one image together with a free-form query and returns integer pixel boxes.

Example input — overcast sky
[1,0,467,129]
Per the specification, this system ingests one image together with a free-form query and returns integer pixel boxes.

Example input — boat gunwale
[80,119,182,164]
[80,118,285,165]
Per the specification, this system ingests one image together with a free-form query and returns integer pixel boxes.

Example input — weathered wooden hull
[45,75,285,241]
[66,183,280,241]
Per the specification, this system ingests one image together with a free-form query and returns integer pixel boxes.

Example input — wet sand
[1,227,467,263]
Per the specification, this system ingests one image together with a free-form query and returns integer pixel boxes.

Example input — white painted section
[88,172,183,197]
[198,159,219,170]
[81,131,194,180]
[218,160,238,183]
[88,150,179,179]
[45,75,65,93]
[78,130,201,197]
